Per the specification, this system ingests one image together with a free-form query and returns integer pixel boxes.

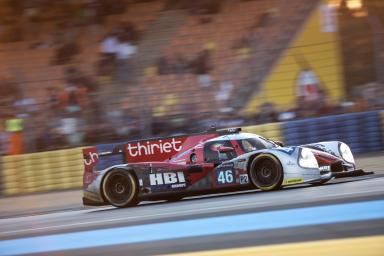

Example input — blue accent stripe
[1,200,384,256]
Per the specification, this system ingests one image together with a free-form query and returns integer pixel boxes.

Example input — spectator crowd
[1,0,384,155]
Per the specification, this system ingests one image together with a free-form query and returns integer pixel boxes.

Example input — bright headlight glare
[299,148,319,168]
[339,143,354,164]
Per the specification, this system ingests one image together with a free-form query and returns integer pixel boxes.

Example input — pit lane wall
[0,111,383,196]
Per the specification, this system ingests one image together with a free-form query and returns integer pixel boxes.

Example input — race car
[82,128,372,207]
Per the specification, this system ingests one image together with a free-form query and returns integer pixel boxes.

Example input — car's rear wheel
[249,154,283,191]
[102,169,138,207]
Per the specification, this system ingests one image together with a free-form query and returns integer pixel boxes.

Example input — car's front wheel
[249,154,283,191]
[102,169,139,207]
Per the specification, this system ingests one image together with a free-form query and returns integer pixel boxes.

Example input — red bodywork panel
[123,133,219,163]
[311,149,340,165]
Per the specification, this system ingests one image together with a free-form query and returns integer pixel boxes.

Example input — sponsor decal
[286,161,296,166]
[282,178,304,185]
[276,147,295,155]
[83,151,99,166]
[171,183,186,188]
[227,128,239,133]
[124,134,217,163]
[216,169,235,184]
[149,171,186,186]
[234,159,247,169]
[215,162,236,185]
[219,162,235,168]
[127,138,183,157]
[239,174,249,184]
[319,165,331,172]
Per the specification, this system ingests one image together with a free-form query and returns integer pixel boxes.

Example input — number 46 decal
[217,170,234,184]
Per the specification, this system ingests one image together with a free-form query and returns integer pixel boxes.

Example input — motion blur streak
[0,200,383,256]
[164,235,384,256]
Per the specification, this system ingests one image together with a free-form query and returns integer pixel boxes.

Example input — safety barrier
[0,148,83,196]
[0,111,382,197]
[282,111,383,154]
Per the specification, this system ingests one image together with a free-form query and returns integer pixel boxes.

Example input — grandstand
[0,1,314,108]
[0,0,383,154]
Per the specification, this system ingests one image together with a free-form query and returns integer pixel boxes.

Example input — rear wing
[83,127,242,171]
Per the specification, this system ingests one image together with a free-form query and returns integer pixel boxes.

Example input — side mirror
[218,145,235,153]
[190,153,197,164]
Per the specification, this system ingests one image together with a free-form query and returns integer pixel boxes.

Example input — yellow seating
[0,147,84,196]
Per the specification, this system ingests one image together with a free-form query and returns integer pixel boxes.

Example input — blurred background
[0,0,383,156]
[0,2,383,255]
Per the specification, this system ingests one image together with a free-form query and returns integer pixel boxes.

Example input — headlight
[299,148,319,169]
[339,143,355,164]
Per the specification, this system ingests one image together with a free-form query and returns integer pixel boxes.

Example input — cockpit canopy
[203,133,278,163]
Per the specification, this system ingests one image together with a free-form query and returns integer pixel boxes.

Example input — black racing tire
[102,169,139,207]
[249,154,283,191]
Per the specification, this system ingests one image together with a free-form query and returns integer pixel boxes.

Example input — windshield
[237,137,277,153]
[258,136,279,148]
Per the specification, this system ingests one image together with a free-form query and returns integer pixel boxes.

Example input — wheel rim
[105,173,133,205]
[253,159,280,187]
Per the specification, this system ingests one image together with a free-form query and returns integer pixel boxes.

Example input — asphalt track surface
[0,171,384,256]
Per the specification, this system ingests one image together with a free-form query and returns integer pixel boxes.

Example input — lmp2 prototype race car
[82,128,372,207]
